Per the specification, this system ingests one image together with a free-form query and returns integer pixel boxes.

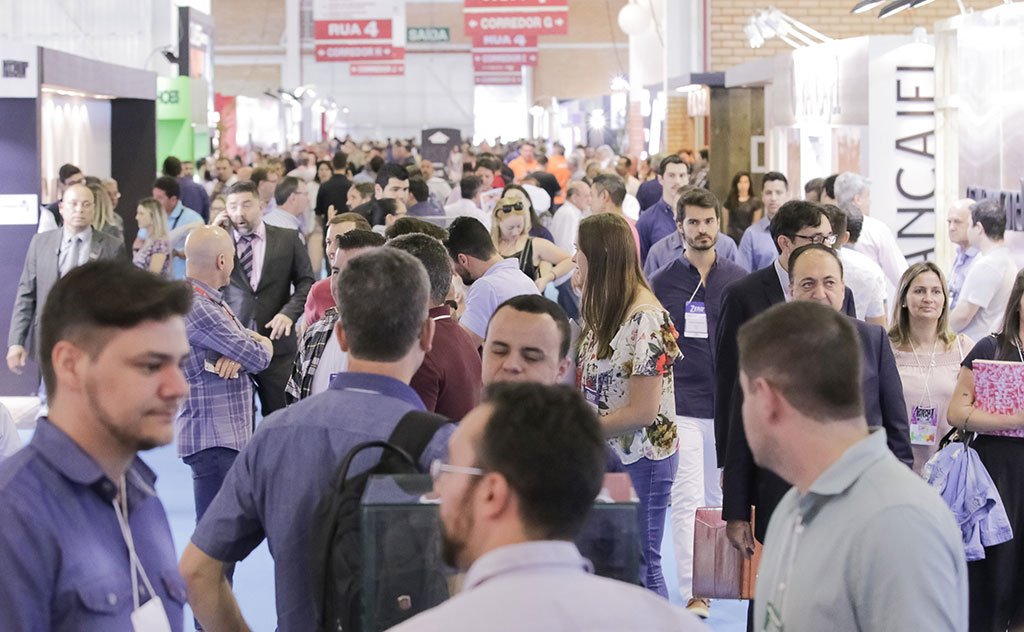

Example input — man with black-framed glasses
[390,383,706,632]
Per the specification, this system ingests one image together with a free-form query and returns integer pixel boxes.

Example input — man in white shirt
[445,175,491,231]
[444,217,539,347]
[950,199,1018,341]
[390,382,707,632]
[550,181,590,253]
[822,204,888,326]
[263,176,309,241]
[419,160,452,207]
[834,172,908,294]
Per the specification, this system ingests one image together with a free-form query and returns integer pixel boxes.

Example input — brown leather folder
[692,506,762,600]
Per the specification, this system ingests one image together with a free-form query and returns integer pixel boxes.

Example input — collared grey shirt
[754,430,967,632]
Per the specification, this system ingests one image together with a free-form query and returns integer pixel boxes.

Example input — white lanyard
[1016,339,1024,363]
[909,338,939,408]
[112,475,158,611]
[687,277,703,304]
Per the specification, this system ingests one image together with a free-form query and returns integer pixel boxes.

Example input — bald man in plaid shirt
[177,227,273,535]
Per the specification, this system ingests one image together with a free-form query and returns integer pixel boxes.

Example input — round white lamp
[618,2,652,36]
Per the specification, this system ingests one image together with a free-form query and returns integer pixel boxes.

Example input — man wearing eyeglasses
[8,183,126,376]
[390,383,706,632]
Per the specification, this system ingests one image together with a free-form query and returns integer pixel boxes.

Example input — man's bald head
[185,226,235,287]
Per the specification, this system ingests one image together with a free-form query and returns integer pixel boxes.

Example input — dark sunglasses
[498,202,524,214]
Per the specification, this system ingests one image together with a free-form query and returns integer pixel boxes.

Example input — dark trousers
[183,447,239,581]
[968,435,1024,631]
[253,353,293,416]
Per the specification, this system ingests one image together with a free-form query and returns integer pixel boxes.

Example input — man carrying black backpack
[180,248,454,632]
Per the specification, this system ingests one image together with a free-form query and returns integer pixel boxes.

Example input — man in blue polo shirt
[737,171,789,272]
[643,189,740,278]
[635,155,690,263]
[650,188,746,619]
[154,175,205,279]
[0,261,192,631]
[180,248,454,631]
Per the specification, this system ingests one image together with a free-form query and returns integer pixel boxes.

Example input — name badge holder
[113,476,172,632]
[683,280,708,340]
[909,339,939,446]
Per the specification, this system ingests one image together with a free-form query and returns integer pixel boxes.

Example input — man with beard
[649,188,746,619]
[389,383,706,632]
[635,155,690,263]
[180,248,452,631]
[444,217,539,348]
[214,180,315,414]
[0,261,192,631]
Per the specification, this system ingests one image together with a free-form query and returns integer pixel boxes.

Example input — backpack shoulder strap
[387,409,451,467]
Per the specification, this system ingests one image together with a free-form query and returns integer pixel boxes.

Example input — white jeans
[670,415,723,602]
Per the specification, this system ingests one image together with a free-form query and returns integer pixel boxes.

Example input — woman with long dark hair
[723,171,759,245]
[948,269,1024,630]
[575,212,680,597]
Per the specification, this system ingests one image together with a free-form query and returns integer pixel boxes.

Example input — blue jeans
[624,453,678,598]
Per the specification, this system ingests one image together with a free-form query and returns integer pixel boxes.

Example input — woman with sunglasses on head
[574,212,680,598]
[500,184,554,242]
[491,196,574,292]
[948,269,1024,631]
[888,262,973,474]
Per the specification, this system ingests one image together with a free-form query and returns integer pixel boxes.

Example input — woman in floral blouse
[575,212,680,597]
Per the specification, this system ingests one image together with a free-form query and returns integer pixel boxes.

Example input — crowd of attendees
[1,134,1022,632]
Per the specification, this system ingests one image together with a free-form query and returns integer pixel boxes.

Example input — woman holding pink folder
[948,269,1024,631]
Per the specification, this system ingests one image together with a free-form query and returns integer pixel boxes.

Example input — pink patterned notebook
[973,360,1024,438]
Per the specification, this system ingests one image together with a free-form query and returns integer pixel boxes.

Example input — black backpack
[311,410,451,632]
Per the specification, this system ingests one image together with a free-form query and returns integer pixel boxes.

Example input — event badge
[910,405,938,445]
[130,597,172,632]
[683,301,709,339]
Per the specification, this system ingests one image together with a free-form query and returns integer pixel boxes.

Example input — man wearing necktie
[215,181,314,415]
[8,183,126,376]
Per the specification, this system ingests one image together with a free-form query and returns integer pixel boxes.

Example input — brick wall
[711,0,1003,71]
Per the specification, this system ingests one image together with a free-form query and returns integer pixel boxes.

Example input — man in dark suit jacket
[219,181,315,415]
[8,183,126,374]
[722,242,913,559]
[314,152,352,223]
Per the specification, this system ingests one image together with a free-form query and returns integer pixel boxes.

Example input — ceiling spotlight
[878,0,914,17]
[161,49,180,64]
[850,0,885,12]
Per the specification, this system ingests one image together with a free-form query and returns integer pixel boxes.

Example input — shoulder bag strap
[387,410,452,466]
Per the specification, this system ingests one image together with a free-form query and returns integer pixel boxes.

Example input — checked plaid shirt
[286,307,340,402]
[176,278,272,458]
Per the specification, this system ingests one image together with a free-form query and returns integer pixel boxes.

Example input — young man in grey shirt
[735,301,967,632]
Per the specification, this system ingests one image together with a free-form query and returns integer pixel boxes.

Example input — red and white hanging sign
[471,34,538,50]
[474,73,522,86]
[315,44,405,62]
[350,62,405,76]
[314,19,393,41]
[463,0,568,36]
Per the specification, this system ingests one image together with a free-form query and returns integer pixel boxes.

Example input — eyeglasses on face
[429,459,485,481]
[791,232,837,246]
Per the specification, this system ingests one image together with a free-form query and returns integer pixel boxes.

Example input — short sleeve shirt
[577,308,680,464]
[960,247,1017,342]
[460,259,540,339]
[132,238,172,277]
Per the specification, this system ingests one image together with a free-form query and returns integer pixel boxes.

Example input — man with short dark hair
[353,154,384,184]
[205,156,237,199]
[388,233,482,419]
[803,177,824,203]
[154,175,205,279]
[221,180,315,414]
[445,175,490,229]
[287,229,385,402]
[315,152,353,229]
[740,301,965,632]
[0,261,192,631]
[250,167,280,212]
[445,217,539,348]
[737,171,790,272]
[375,163,411,201]
[482,295,572,386]
[643,188,739,278]
[9,184,126,375]
[949,198,1017,340]
[164,155,211,220]
[407,177,444,217]
[303,212,372,326]
[590,173,641,256]
[650,188,746,616]
[40,163,84,231]
[636,155,690,262]
[390,383,705,632]
[263,176,309,240]
[180,249,454,631]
